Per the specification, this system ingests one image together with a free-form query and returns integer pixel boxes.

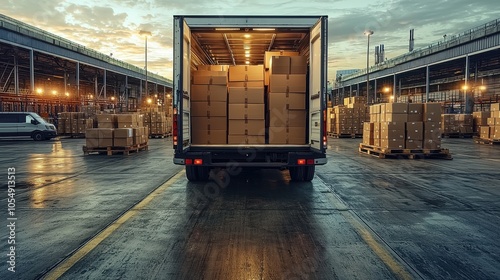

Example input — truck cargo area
[173,16,328,181]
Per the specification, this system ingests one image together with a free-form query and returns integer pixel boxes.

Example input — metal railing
[342,18,500,81]
[0,14,172,85]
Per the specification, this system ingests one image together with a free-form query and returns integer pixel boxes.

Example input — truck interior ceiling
[189,28,311,68]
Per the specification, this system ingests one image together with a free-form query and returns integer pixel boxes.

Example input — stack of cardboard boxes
[144,111,169,136]
[228,65,265,144]
[472,111,491,134]
[330,97,368,136]
[268,55,307,144]
[480,103,500,139]
[364,103,442,149]
[57,112,93,135]
[441,114,474,135]
[85,113,149,148]
[191,66,228,144]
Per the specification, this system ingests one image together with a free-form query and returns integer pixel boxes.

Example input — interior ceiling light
[215,28,240,31]
[245,61,250,64]
[244,34,251,38]
[245,54,250,57]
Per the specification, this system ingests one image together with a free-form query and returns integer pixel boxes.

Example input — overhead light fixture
[244,34,251,38]
[245,54,250,58]
[245,50,250,54]
[244,45,250,50]
[245,61,250,65]
[253,28,275,31]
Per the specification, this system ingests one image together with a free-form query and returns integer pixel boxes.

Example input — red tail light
[185,159,193,165]
[297,159,306,165]
[194,159,203,165]
[323,109,328,147]
[307,159,314,165]
[173,111,178,148]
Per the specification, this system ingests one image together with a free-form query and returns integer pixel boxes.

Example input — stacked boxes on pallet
[480,103,500,139]
[86,113,149,148]
[473,111,490,134]
[441,114,473,135]
[268,55,307,144]
[228,65,265,144]
[364,103,442,149]
[57,112,93,135]
[331,97,368,136]
[191,66,228,144]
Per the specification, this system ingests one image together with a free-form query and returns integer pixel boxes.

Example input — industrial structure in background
[0,14,173,123]
[333,18,500,114]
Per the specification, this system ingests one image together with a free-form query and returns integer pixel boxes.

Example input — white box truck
[173,15,328,182]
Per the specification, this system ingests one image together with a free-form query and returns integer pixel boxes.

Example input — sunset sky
[1,0,498,82]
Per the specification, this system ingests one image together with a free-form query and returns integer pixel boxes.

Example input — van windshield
[30,113,46,124]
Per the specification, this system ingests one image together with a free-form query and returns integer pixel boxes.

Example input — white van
[0,112,57,141]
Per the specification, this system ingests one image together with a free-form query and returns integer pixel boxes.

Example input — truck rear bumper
[174,148,327,167]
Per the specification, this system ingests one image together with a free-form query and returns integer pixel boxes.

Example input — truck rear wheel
[186,166,199,181]
[289,166,315,182]
[185,166,210,182]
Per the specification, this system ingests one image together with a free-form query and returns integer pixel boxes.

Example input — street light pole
[139,30,152,107]
[364,30,374,104]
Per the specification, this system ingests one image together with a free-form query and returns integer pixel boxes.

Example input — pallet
[330,133,362,139]
[83,143,149,155]
[358,144,453,159]
[149,134,168,139]
[442,133,474,139]
[475,138,500,145]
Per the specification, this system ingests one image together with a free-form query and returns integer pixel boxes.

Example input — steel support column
[30,49,34,93]
[425,66,430,102]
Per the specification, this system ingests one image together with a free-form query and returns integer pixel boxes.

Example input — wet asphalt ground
[0,136,499,279]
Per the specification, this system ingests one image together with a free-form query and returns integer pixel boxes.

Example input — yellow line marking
[43,171,185,280]
[323,185,413,280]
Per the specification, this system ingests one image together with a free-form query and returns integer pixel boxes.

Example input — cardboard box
[380,130,405,140]
[97,114,115,123]
[408,103,423,114]
[192,130,227,144]
[380,122,405,131]
[380,139,405,149]
[269,74,307,93]
[480,126,490,139]
[229,65,264,81]
[191,117,227,131]
[114,128,134,138]
[192,70,227,77]
[197,65,229,72]
[98,129,113,139]
[228,135,265,144]
[491,103,500,112]
[85,129,100,139]
[491,111,500,118]
[114,137,133,147]
[229,104,265,119]
[269,110,307,128]
[191,85,227,102]
[487,118,498,126]
[228,81,264,88]
[363,122,374,132]
[407,113,423,122]
[269,92,306,110]
[116,114,137,124]
[85,137,99,148]
[406,139,423,149]
[385,114,408,122]
[424,103,442,122]
[228,87,264,104]
[268,127,306,144]
[406,122,424,140]
[290,56,307,74]
[492,126,500,139]
[373,138,381,147]
[191,102,227,117]
[229,120,265,135]
[385,103,408,114]
[98,138,113,147]
[362,133,374,146]
[264,51,299,69]
[423,139,441,150]
[270,56,290,74]
[192,75,227,85]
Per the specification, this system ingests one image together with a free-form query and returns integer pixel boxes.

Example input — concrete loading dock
[1,137,499,279]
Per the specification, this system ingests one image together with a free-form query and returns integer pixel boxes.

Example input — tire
[186,166,199,182]
[303,166,315,182]
[32,132,44,141]
[197,166,211,181]
[289,167,304,182]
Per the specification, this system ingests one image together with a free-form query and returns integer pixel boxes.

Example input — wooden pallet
[358,144,453,159]
[149,133,170,139]
[442,133,474,139]
[330,133,362,139]
[475,138,500,145]
[83,143,149,155]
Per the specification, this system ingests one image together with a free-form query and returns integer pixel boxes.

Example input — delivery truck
[172,15,328,182]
